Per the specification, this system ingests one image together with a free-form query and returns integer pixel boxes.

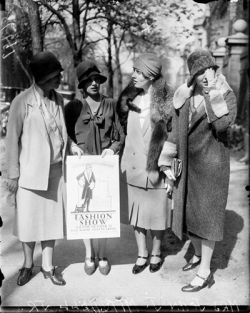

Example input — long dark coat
[168,76,237,241]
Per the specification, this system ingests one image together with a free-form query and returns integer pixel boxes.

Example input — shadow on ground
[183,209,244,271]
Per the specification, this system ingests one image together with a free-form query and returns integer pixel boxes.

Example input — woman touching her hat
[65,60,125,276]
[118,53,174,274]
[5,51,83,287]
[160,49,237,291]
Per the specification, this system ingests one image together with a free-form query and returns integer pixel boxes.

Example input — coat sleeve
[6,95,26,179]
[158,105,178,168]
[109,101,126,154]
[64,99,82,143]
[203,82,237,133]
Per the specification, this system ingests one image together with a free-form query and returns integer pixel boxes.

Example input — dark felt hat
[30,51,63,84]
[187,49,219,87]
[76,60,107,89]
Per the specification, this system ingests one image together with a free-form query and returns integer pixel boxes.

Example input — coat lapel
[188,102,207,135]
[27,86,51,143]
[129,111,145,150]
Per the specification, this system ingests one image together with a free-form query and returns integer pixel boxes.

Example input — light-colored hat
[133,53,162,78]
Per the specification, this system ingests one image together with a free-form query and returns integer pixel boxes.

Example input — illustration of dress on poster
[66,155,120,239]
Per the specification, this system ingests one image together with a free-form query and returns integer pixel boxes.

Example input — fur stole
[117,77,174,171]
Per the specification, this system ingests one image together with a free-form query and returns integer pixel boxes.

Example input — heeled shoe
[182,255,201,271]
[84,257,97,275]
[98,257,111,275]
[149,254,164,273]
[41,267,66,286]
[132,255,148,274]
[17,264,34,286]
[181,272,215,292]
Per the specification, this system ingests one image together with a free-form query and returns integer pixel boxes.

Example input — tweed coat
[159,74,237,241]
[118,77,174,189]
[6,84,70,190]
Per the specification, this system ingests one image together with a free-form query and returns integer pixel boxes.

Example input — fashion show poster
[66,155,120,239]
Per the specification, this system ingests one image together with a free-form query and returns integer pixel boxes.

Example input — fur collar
[173,73,232,109]
[117,76,173,125]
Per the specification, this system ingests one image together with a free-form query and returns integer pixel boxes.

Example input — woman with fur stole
[118,53,175,274]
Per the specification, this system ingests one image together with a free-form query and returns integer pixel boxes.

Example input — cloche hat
[76,60,107,89]
[187,49,219,87]
[133,53,162,79]
[30,51,63,84]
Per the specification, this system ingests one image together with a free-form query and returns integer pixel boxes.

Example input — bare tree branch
[38,0,74,52]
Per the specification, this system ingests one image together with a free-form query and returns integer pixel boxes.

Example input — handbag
[171,158,182,178]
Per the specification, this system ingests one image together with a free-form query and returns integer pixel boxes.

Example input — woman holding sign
[65,60,125,275]
[118,53,174,274]
[5,51,82,286]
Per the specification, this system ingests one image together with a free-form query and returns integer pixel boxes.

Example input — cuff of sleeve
[158,141,177,167]
[209,89,229,118]
[109,144,118,154]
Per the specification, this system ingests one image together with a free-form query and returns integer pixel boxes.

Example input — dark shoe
[41,267,66,286]
[84,257,97,275]
[181,272,215,292]
[132,255,148,274]
[182,255,201,271]
[98,257,111,275]
[17,264,34,286]
[149,254,164,273]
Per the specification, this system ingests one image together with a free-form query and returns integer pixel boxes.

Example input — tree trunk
[106,19,114,98]
[26,0,43,54]
[113,33,123,98]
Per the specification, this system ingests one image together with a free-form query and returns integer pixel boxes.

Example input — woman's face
[195,67,215,89]
[83,75,101,96]
[132,68,152,89]
[39,72,62,91]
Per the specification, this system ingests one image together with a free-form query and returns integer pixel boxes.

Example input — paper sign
[66,155,120,239]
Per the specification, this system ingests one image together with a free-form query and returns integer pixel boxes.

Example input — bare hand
[101,149,114,158]
[163,168,176,181]
[5,178,18,193]
[71,145,84,158]
[165,182,173,197]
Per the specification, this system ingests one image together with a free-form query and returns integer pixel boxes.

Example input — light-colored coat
[6,85,69,190]
[119,77,174,189]
[121,109,163,188]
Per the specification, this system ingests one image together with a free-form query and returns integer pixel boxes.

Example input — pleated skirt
[13,162,66,242]
[121,180,169,230]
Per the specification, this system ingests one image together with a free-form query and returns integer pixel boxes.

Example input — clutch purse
[171,158,182,178]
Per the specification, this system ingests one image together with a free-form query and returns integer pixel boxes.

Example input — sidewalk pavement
[0,149,249,308]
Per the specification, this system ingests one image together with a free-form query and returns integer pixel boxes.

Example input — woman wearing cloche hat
[5,51,83,287]
[65,60,125,276]
[117,53,174,275]
[160,49,237,291]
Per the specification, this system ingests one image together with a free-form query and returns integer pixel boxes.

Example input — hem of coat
[187,227,223,242]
